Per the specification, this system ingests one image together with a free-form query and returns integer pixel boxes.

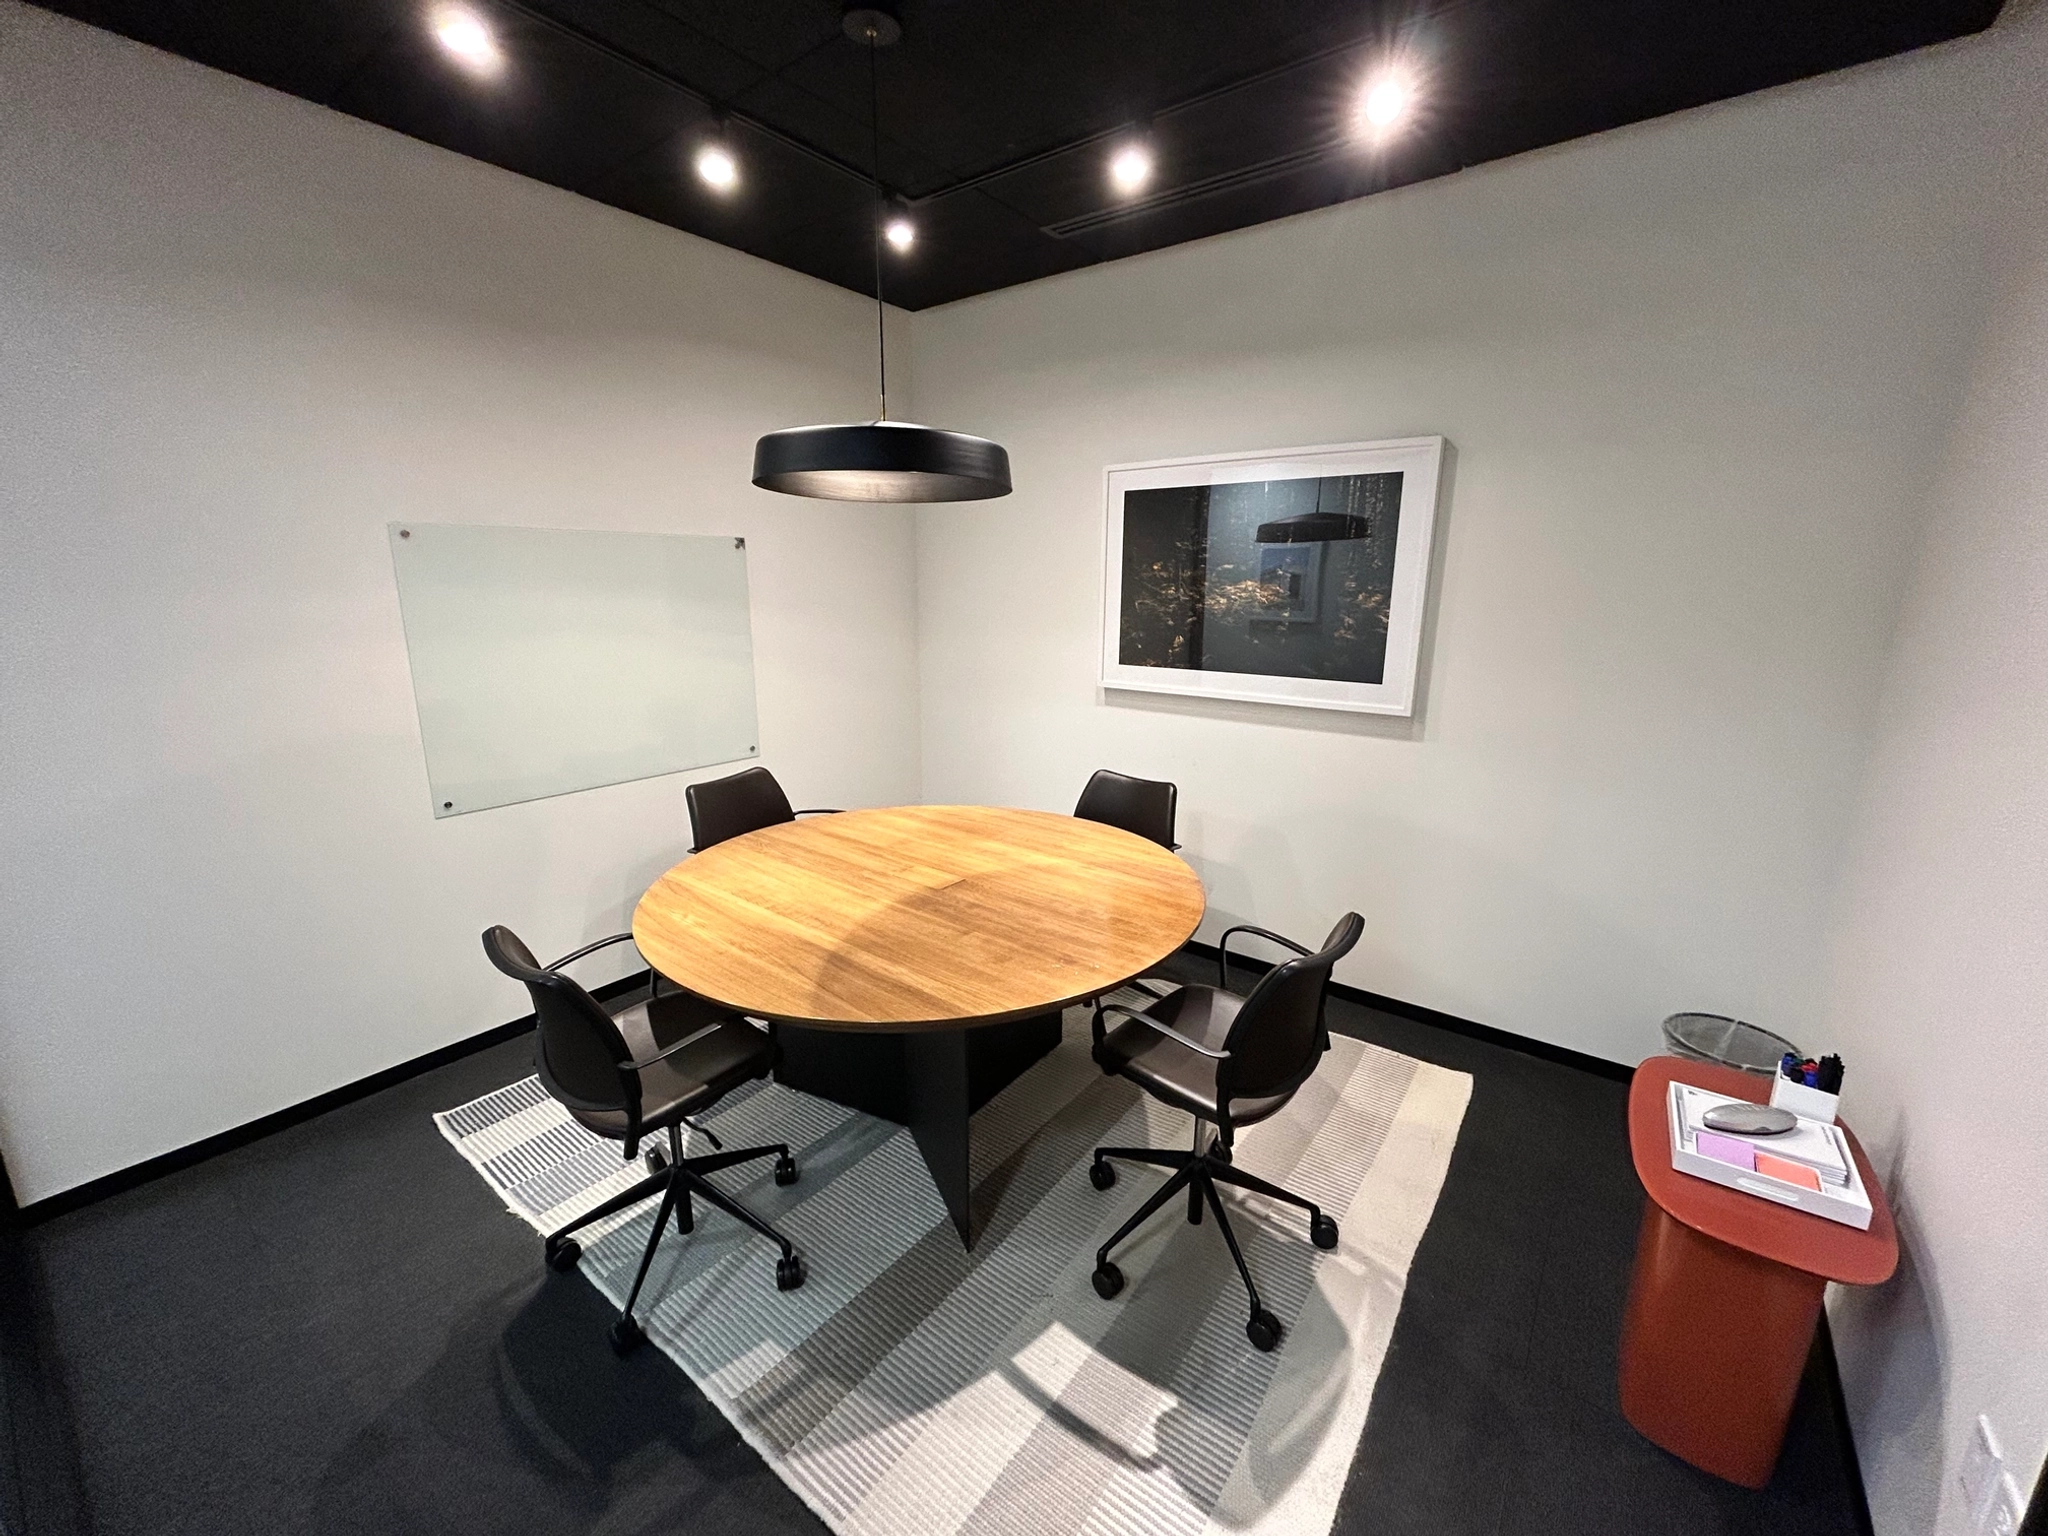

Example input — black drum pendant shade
[1254,476,1368,543]
[1254,510,1371,543]
[753,421,1010,502]
[753,4,1011,504]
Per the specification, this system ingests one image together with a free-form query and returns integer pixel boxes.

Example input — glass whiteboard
[388,522,759,817]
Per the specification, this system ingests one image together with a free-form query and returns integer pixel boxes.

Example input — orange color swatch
[1755,1152,1821,1191]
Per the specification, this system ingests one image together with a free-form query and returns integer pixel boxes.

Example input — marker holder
[1770,1075,1840,1124]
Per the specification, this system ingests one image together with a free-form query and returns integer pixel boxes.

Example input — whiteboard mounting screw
[734,537,745,549]
[399,528,411,539]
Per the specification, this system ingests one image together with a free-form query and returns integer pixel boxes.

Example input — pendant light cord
[868,34,888,422]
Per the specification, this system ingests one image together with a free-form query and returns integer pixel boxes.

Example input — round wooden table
[633,805,1206,1244]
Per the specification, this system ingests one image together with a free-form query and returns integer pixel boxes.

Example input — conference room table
[631,804,1206,1247]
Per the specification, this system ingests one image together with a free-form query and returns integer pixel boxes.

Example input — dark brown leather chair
[685,765,840,853]
[1086,913,1364,1352]
[1073,769,1185,1013]
[1073,769,1178,850]
[482,926,805,1356]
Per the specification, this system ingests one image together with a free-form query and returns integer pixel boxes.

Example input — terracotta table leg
[1618,1200,1826,1487]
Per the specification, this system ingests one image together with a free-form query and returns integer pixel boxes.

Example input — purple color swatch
[1696,1132,1758,1171]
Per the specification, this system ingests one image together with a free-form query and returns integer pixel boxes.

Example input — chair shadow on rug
[1043,1190,1363,1520]
[781,1066,1365,1523]
[989,1238,1358,1518]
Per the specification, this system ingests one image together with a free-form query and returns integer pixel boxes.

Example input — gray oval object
[1701,1102,1799,1137]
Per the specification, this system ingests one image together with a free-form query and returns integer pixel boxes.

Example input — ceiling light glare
[1358,65,1416,139]
[695,145,738,191]
[884,218,915,252]
[1109,145,1153,195]
[431,6,502,73]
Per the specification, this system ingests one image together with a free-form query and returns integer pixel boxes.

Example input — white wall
[1818,13,2048,1529]
[2,2,2043,1528]
[906,24,2034,1068]
[0,4,922,1203]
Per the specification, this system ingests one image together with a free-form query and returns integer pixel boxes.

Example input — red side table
[1620,1056,1897,1486]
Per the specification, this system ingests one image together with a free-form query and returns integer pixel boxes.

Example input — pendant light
[1255,479,1370,543]
[752,4,1012,503]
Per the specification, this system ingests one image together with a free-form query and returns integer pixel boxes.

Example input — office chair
[1073,769,1179,850]
[1074,770,1183,1013]
[481,925,806,1356]
[1086,912,1364,1352]
[686,765,841,852]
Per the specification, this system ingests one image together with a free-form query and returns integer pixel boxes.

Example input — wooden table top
[631,804,1207,1030]
[1629,1056,1897,1286]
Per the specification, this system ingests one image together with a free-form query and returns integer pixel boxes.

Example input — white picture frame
[1099,435,1446,715]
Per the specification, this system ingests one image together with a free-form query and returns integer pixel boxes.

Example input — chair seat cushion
[1092,984,1290,1127]
[568,1001,773,1141]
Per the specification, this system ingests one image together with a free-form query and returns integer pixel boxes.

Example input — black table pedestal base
[772,1012,1064,1246]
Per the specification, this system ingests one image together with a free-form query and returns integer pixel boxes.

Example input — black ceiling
[40,0,2003,310]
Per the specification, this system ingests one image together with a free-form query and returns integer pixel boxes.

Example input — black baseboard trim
[1184,940,1636,1084]
[19,949,1634,1224]
[14,971,655,1227]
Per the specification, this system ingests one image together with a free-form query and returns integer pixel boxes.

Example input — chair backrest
[1073,769,1177,849]
[1217,913,1364,1111]
[687,766,795,852]
[481,926,636,1120]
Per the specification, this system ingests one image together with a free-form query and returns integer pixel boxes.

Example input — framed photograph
[1100,436,1446,715]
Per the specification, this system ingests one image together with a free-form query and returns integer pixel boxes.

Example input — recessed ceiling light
[1109,145,1153,195]
[695,145,738,191]
[1358,65,1417,139]
[885,218,915,252]
[431,6,502,74]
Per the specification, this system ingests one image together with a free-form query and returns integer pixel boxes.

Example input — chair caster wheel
[776,1253,807,1292]
[1246,1309,1283,1353]
[608,1315,646,1356]
[1311,1214,1339,1251]
[774,1154,800,1187]
[1089,1160,1117,1190]
[645,1147,668,1174]
[1091,1261,1125,1299]
[546,1239,581,1273]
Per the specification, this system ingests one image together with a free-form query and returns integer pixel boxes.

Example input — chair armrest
[546,932,638,971]
[624,1021,725,1073]
[1216,923,1310,986]
[549,931,671,1002]
[1088,984,1176,1052]
[1095,1002,1231,1060]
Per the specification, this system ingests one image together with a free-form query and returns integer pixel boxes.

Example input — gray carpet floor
[1,952,1871,1535]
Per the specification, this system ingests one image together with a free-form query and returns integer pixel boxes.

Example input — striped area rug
[437,994,1471,1536]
